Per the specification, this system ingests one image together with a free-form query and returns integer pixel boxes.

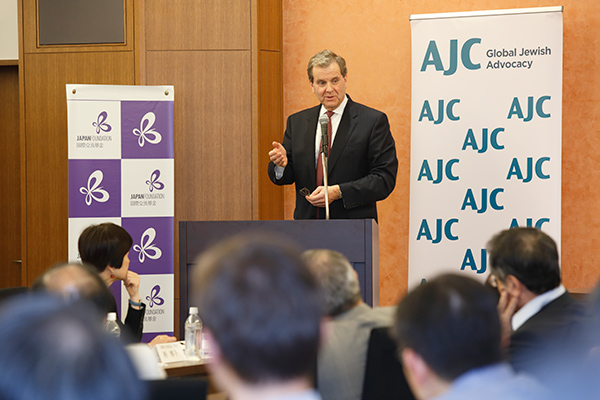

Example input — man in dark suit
[268,50,397,221]
[487,227,587,382]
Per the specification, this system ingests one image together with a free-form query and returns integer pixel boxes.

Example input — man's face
[311,63,347,111]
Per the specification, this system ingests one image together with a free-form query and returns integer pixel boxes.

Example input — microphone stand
[320,126,330,220]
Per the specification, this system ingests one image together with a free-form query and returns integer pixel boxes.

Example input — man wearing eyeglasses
[486,227,587,384]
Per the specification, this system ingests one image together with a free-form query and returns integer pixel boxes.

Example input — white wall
[0,0,18,60]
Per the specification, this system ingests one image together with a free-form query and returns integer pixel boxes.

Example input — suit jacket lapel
[305,107,320,186]
[328,97,357,174]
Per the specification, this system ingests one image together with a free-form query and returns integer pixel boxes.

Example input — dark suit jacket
[362,327,416,400]
[509,292,586,379]
[268,96,398,221]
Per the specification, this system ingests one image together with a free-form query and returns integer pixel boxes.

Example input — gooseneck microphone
[319,114,329,155]
[318,114,330,220]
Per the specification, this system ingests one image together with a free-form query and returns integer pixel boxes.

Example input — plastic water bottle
[105,312,121,339]
[184,307,202,360]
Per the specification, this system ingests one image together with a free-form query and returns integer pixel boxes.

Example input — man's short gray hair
[303,249,361,316]
[307,50,347,83]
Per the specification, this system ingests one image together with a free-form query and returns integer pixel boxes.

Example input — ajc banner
[408,7,562,288]
[67,84,175,342]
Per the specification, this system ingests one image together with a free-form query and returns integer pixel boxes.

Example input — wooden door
[0,65,22,288]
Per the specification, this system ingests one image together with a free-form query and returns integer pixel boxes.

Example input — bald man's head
[32,263,113,317]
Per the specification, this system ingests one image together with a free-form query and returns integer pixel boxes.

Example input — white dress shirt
[511,284,566,331]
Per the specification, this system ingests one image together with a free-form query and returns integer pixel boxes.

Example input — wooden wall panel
[258,0,281,51]
[0,66,22,287]
[23,51,134,284]
[146,51,252,222]
[258,50,283,220]
[145,0,251,50]
[256,0,283,220]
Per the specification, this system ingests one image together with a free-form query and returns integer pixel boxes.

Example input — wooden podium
[179,219,379,334]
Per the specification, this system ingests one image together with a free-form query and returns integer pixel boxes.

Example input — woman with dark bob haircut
[78,223,145,342]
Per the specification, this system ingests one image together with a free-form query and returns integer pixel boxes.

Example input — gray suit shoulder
[335,303,395,327]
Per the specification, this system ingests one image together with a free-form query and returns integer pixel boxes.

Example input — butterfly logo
[146,169,165,192]
[79,170,110,206]
[92,111,112,134]
[146,285,165,308]
[133,112,162,147]
[133,227,163,263]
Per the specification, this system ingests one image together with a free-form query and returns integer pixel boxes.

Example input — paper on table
[155,341,186,364]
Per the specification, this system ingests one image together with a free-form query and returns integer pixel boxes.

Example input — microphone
[318,114,331,219]
[319,115,329,155]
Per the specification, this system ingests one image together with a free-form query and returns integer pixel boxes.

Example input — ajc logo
[145,285,165,308]
[146,169,165,192]
[133,227,163,263]
[92,111,112,134]
[79,170,110,206]
[133,112,162,147]
[420,39,481,76]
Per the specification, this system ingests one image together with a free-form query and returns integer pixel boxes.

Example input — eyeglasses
[488,274,499,288]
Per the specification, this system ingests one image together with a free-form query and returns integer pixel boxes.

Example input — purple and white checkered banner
[67,84,175,342]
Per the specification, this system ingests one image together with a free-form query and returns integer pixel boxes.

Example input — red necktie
[316,111,334,186]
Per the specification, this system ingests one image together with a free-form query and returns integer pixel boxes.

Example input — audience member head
[78,223,133,274]
[307,49,347,83]
[192,234,323,391]
[302,249,361,317]
[32,262,113,318]
[0,294,146,400]
[393,274,502,399]
[487,227,561,295]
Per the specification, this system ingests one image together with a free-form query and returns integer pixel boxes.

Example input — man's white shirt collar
[511,284,566,331]
[319,95,348,119]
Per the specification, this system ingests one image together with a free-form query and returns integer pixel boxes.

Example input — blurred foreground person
[537,281,600,400]
[32,262,113,317]
[393,274,545,400]
[32,262,167,380]
[0,294,147,400]
[192,234,323,400]
[303,249,394,400]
